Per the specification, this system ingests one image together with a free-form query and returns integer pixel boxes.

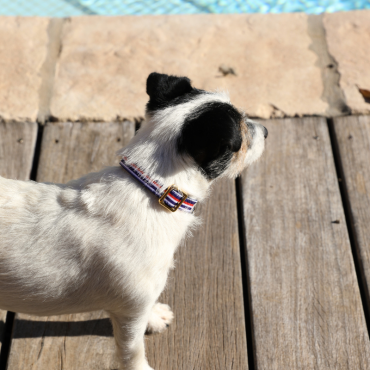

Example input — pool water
[0,0,369,16]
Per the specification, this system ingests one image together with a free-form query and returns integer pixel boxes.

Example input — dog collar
[120,156,198,213]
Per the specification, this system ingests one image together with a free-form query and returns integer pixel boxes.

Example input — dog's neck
[119,155,198,213]
[118,123,211,203]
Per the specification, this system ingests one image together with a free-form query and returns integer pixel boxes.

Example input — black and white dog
[0,73,267,369]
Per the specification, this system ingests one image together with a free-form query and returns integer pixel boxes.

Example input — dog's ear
[178,102,242,179]
[146,73,193,110]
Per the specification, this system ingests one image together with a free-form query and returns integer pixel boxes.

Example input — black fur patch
[146,72,203,111]
[178,102,242,179]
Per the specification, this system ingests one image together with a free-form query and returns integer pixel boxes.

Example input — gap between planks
[0,121,39,370]
[235,176,257,370]
[328,116,370,337]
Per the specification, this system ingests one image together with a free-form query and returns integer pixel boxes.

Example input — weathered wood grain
[8,310,118,370]
[146,177,248,370]
[241,117,370,369]
[36,120,135,183]
[0,121,38,354]
[7,121,134,370]
[0,121,37,180]
[333,115,370,312]
[6,120,248,369]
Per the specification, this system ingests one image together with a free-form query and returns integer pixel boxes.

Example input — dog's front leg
[109,310,153,370]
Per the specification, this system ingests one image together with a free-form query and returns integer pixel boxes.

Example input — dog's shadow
[12,318,114,338]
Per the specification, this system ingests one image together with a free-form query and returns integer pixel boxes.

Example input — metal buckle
[159,185,188,212]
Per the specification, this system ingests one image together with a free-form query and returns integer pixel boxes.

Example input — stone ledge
[0,11,369,122]
[0,17,50,122]
[50,13,328,121]
[324,10,370,115]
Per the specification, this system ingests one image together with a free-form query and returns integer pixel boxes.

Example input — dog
[0,72,267,369]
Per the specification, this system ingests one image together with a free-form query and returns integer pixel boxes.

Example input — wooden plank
[0,121,38,353]
[36,121,135,183]
[241,117,370,369]
[0,121,38,181]
[6,120,248,369]
[8,311,118,370]
[333,115,370,310]
[7,121,134,370]
[146,177,248,370]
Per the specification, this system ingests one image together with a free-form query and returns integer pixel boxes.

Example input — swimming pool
[0,0,369,17]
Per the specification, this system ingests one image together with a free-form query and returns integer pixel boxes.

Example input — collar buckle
[159,185,188,212]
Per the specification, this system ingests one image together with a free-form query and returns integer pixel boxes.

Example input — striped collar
[120,156,198,213]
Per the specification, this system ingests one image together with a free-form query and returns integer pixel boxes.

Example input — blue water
[0,0,369,16]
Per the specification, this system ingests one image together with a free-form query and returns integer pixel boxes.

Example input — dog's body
[0,73,267,369]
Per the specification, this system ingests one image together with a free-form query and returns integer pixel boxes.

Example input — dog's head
[121,72,267,191]
[141,72,267,181]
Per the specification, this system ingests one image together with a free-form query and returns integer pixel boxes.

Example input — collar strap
[120,156,198,213]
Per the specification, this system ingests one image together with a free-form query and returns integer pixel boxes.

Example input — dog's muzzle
[247,120,268,139]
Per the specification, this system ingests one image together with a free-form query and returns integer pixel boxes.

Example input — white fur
[0,91,265,370]
[146,303,174,334]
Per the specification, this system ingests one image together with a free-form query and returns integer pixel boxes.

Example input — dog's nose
[263,126,268,139]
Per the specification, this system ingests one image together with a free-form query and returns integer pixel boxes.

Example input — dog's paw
[146,303,174,334]
[117,362,154,370]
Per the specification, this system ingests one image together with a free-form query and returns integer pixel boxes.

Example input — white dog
[0,73,267,369]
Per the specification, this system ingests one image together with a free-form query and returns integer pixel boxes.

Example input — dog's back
[0,175,112,315]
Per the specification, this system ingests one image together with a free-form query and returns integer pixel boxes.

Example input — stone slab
[50,14,328,121]
[0,17,50,121]
[324,10,370,115]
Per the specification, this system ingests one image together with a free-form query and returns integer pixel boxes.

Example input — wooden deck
[0,116,370,369]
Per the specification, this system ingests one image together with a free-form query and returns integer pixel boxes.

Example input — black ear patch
[177,102,242,179]
[146,72,201,111]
